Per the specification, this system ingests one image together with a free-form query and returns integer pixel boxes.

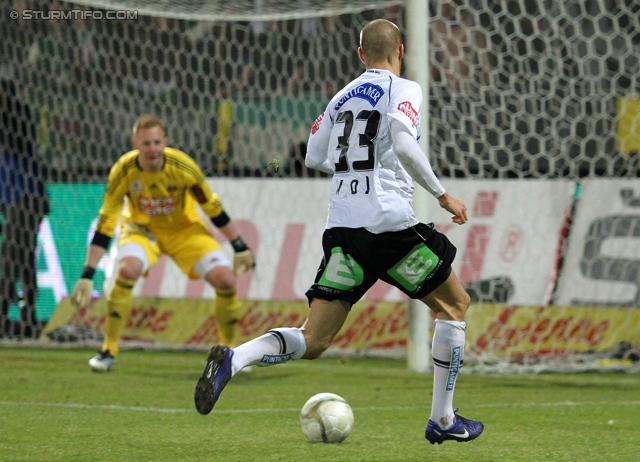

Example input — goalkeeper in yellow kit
[70,114,255,372]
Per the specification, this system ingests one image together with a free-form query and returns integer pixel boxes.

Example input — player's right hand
[70,278,94,309]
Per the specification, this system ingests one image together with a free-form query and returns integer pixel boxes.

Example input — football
[300,392,354,443]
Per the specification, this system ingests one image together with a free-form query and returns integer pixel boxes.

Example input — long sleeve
[390,119,445,198]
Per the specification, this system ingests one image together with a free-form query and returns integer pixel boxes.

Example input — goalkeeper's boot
[194,345,233,415]
[425,411,484,444]
[88,350,115,372]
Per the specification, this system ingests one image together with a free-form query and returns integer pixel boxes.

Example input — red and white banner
[554,179,640,306]
[116,179,573,306]
[43,298,640,356]
[429,179,575,305]
[124,178,331,302]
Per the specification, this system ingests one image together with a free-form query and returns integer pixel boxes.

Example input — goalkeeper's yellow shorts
[118,220,225,279]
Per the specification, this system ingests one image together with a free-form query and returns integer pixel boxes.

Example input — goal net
[1,0,639,372]
[425,0,640,372]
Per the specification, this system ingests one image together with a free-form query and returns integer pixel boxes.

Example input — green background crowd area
[32,91,327,176]
[1,348,639,461]
[1,184,106,322]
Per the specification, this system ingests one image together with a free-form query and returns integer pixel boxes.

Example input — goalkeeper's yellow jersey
[95,147,224,236]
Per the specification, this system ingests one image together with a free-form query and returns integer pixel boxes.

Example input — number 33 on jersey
[306,68,424,234]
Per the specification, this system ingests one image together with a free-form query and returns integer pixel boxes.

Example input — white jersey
[306,69,423,233]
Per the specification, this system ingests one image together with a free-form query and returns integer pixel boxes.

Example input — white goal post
[405,0,432,373]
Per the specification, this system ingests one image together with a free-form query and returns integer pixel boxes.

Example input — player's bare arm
[216,221,255,275]
[84,243,108,269]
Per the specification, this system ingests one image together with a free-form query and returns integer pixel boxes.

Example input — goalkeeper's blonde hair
[132,114,166,137]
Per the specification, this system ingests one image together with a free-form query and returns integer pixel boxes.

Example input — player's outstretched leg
[194,344,233,415]
[425,410,484,444]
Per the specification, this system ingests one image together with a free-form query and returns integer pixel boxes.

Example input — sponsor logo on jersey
[138,195,176,216]
[334,82,385,111]
[191,185,208,204]
[311,112,324,135]
[131,180,143,195]
[398,101,419,128]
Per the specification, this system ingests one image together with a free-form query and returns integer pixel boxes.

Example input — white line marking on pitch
[1,400,640,414]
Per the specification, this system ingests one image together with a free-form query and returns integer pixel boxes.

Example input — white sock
[429,319,466,429]
[231,327,306,375]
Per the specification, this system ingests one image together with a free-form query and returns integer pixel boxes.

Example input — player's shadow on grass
[126,369,297,384]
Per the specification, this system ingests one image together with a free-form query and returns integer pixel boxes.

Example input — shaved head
[359,19,402,65]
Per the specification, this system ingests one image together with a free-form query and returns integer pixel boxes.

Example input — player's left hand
[233,249,256,275]
[437,192,468,225]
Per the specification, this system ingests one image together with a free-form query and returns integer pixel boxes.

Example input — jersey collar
[135,153,167,171]
[365,68,395,77]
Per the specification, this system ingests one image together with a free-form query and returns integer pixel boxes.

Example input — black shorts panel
[305,223,457,305]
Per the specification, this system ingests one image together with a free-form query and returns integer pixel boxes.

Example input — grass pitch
[1,347,639,461]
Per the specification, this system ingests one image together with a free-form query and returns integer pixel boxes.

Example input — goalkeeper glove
[70,266,95,309]
[233,250,256,275]
[230,237,256,275]
[71,279,93,309]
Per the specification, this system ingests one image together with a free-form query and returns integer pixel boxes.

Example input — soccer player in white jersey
[194,19,484,444]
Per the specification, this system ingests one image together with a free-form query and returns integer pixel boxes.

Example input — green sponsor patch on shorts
[387,243,439,292]
[318,247,364,290]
